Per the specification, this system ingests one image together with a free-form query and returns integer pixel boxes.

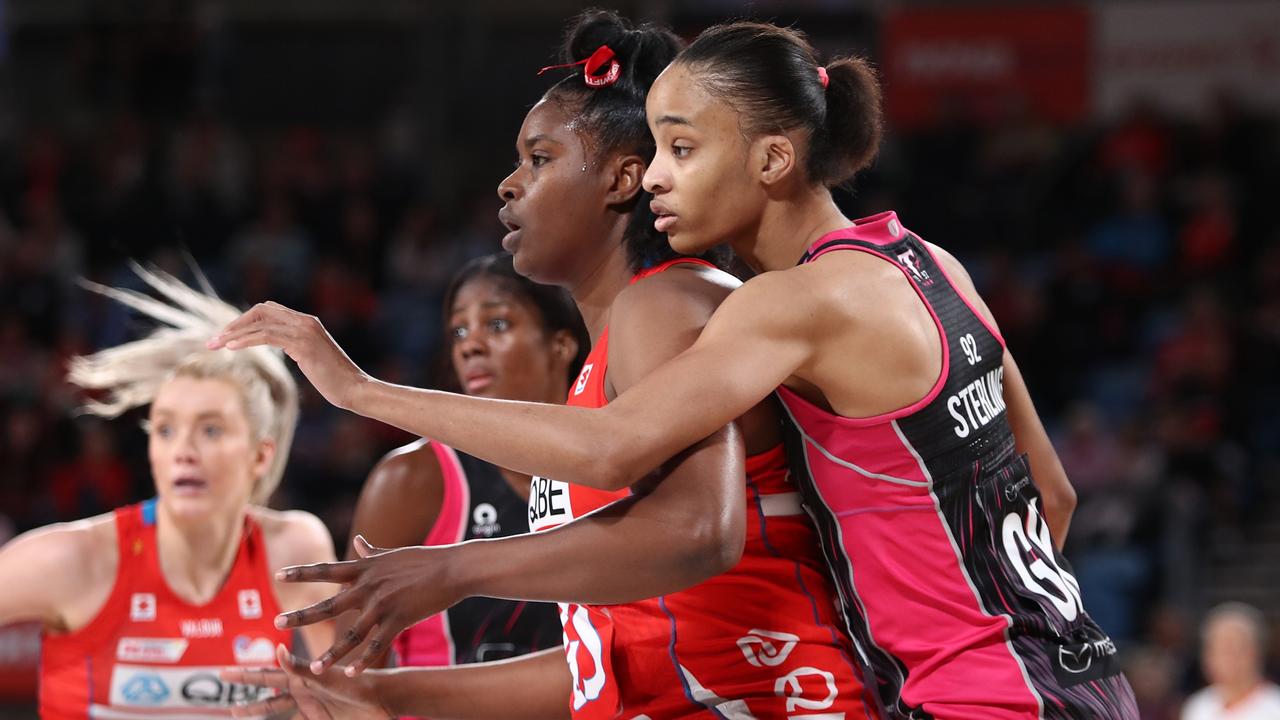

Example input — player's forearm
[1002,354,1076,548]
[350,377,636,490]
[1024,448,1076,549]
[372,648,570,720]
[451,498,737,605]
[450,428,746,605]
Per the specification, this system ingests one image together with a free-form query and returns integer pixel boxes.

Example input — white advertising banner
[1095,0,1280,118]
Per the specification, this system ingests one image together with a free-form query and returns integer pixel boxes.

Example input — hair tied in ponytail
[817,65,829,89]
[538,45,621,88]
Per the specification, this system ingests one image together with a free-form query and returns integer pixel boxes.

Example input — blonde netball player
[0,266,336,718]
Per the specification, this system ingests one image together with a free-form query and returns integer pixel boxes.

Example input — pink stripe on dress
[394,442,470,668]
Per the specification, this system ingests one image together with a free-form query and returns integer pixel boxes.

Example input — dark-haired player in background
[346,253,582,668]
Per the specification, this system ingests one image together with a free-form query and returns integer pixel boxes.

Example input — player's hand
[273,536,465,676]
[221,644,392,719]
[208,302,366,411]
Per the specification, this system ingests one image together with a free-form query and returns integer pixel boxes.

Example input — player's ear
[550,329,579,363]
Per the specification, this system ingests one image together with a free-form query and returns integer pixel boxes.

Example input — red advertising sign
[882,6,1091,128]
[0,623,39,701]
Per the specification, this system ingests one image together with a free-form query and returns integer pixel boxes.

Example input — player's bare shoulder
[0,512,119,631]
[24,512,119,583]
[724,262,840,341]
[921,240,998,328]
[614,261,740,327]
[250,506,335,570]
[365,438,442,496]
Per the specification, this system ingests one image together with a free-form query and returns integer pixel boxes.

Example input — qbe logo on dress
[528,476,573,532]
[110,666,170,707]
[108,664,275,709]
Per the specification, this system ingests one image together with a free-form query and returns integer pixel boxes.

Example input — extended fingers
[276,643,311,675]
[231,693,299,718]
[274,585,361,630]
[208,304,268,349]
[352,534,386,558]
[220,666,289,690]
[345,623,397,677]
[309,608,379,675]
[277,559,361,585]
[209,303,306,350]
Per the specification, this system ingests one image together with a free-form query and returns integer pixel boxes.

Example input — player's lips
[650,201,677,233]
[171,475,208,495]
[498,207,523,251]
[462,368,496,393]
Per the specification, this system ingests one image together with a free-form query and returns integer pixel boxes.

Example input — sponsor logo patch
[528,476,573,531]
[180,618,223,639]
[737,629,800,668]
[118,672,169,705]
[109,664,275,708]
[573,364,593,396]
[237,589,262,620]
[233,635,276,664]
[129,593,156,622]
[116,637,188,664]
[472,502,501,538]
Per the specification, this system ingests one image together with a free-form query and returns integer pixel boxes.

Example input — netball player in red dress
[216,19,1142,720]
[346,254,580,668]
[220,11,872,720]
[0,266,337,719]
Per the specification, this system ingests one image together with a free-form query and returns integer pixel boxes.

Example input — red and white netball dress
[528,258,876,720]
[40,499,293,719]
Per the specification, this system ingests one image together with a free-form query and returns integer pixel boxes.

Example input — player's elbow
[583,436,643,492]
[1041,476,1078,519]
[686,505,745,579]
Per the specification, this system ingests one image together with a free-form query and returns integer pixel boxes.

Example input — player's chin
[159,489,231,518]
[507,241,541,280]
[509,241,562,285]
[666,227,713,257]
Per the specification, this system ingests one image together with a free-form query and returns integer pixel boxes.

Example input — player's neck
[154,503,246,605]
[735,189,849,273]
[567,236,631,345]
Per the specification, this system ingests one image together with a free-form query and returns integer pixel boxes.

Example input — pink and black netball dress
[778,211,1139,719]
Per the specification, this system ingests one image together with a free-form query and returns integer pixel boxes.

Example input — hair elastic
[538,45,622,88]
[817,66,829,89]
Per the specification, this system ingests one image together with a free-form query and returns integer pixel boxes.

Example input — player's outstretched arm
[263,273,757,676]
[209,274,807,492]
[223,643,569,720]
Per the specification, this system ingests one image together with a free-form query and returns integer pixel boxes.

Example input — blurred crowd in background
[1,1,1278,717]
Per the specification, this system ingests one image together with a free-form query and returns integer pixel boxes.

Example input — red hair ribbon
[537,45,622,88]
[817,66,829,89]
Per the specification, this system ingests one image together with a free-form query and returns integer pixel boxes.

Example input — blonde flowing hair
[67,263,299,505]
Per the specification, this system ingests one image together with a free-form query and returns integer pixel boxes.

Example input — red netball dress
[40,500,293,719]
